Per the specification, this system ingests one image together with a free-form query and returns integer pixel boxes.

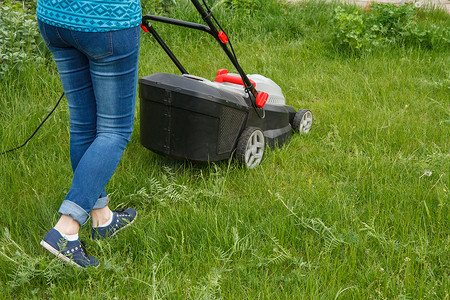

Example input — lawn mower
[139,0,313,168]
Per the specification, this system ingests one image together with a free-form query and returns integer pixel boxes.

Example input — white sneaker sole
[40,240,82,267]
[40,240,99,268]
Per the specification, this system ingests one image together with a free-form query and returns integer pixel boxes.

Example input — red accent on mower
[214,69,256,87]
[216,69,228,76]
[140,23,149,32]
[218,31,228,43]
[256,92,268,108]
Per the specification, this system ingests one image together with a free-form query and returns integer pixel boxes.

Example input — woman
[36,0,142,267]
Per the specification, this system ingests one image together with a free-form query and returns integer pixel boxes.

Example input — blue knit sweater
[37,0,142,32]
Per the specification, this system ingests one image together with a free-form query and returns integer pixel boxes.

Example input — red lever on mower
[215,69,265,107]
[256,92,268,108]
[218,31,228,44]
[215,69,256,87]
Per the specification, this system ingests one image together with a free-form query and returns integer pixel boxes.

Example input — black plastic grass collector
[139,73,248,162]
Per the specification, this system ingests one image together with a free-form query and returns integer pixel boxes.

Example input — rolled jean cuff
[58,200,90,226]
[92,196,109,210]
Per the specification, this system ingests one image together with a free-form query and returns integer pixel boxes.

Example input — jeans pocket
[71,31,113,60]
[109,26,140,57]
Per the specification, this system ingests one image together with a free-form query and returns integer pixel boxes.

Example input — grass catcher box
[139,73,249,162]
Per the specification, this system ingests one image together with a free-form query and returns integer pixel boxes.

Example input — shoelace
[80,240,88,258]
[113,209,128,218]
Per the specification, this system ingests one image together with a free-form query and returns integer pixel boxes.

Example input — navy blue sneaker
[40,228,99,268]
[91,208,137,240]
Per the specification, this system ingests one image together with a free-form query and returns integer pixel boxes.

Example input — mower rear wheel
[292,109,313,134]
[236,127,265,169]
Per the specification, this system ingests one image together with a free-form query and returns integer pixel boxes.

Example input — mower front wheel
[292,109,313,134]
[235,127,265,169]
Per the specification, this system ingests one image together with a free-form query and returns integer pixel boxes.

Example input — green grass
[1,1,449,298]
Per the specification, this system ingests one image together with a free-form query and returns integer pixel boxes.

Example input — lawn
[0,0,448,298]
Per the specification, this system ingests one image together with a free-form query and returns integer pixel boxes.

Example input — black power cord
[201,0,239,63]
[0,92,65,155]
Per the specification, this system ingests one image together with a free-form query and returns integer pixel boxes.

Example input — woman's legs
[91,206,113,227]
[54,215,80,235]
[59,26,140,226]
[38,21,140,229]
[37,21,140,268]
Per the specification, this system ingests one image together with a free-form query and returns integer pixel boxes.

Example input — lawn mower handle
[141,0,260,104]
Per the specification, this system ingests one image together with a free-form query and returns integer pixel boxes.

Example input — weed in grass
[0,4,48,75]
[276,193,347,254]
[0,227,83,295]
[331,3,450,54]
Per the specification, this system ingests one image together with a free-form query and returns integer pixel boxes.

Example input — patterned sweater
[37,0,142,32]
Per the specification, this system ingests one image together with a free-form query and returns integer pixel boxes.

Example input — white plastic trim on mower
[183,71,286,106]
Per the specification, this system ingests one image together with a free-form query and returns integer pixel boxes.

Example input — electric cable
[0,92,65,155]
[201,0,258,111]
[201,0,239,63]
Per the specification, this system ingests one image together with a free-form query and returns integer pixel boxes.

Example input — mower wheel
[235,127,265,169]
[292,109,313,134]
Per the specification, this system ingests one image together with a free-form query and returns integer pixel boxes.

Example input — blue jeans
[38,20,140,226]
